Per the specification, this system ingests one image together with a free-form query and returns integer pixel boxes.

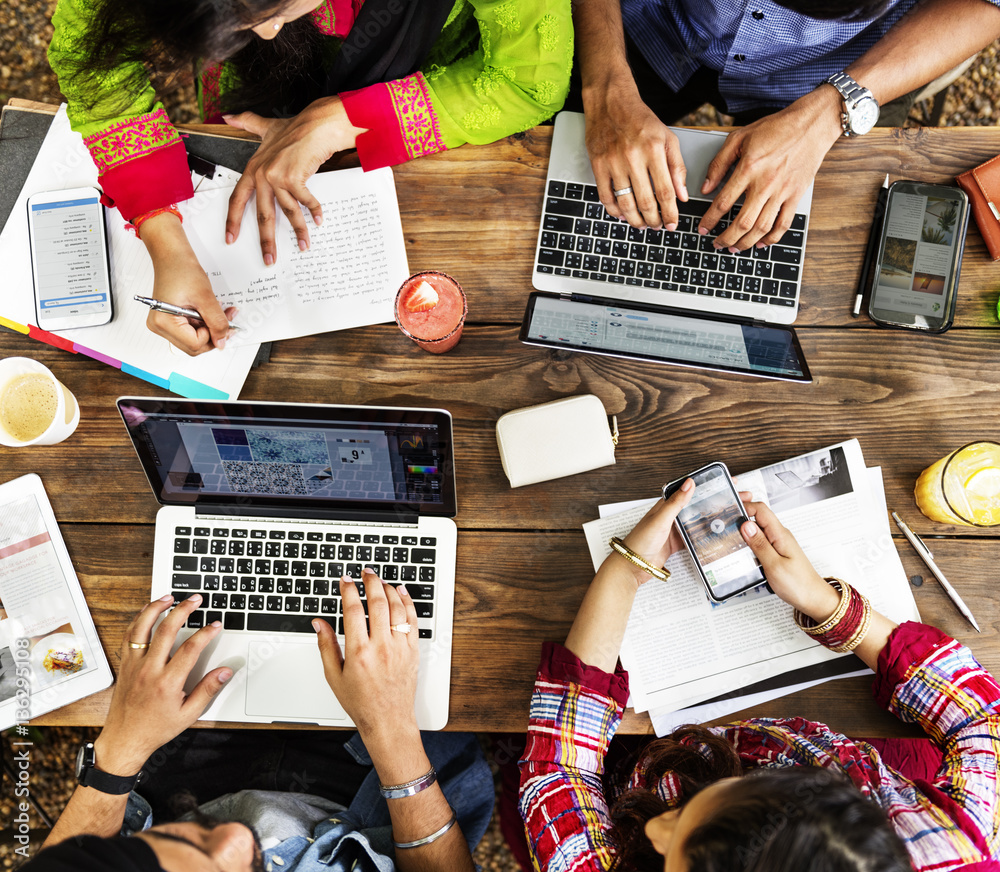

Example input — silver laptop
[533,111,813,325]
[118,397,457,729]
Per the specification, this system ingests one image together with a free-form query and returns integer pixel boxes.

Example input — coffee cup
[0,358,80,448]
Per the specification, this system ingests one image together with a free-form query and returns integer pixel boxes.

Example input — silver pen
[134,295,239,330]
[891,511,980,633]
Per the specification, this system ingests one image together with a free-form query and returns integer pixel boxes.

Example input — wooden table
[5,107,1000,735]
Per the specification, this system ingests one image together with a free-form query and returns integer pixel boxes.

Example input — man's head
[23,821,263,872]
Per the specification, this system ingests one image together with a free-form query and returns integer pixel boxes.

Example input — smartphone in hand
[663,462,766,602]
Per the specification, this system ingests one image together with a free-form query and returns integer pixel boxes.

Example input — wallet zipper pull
[610,415,619,447]
[990,200,1000,222]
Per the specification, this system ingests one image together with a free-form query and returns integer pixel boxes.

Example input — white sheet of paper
[0,106,259,399]
[182,166,409,345]
[584,441,920,714]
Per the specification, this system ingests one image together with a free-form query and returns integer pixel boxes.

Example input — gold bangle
[831,593,872,653]
[794,578,850,636]
[608,537,671,582]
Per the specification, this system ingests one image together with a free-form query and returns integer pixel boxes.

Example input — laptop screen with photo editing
[118,398,456,517]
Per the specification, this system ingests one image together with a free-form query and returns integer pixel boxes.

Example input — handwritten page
[582,440,920,714]
[0,106,260,399]
[182,166,408,345]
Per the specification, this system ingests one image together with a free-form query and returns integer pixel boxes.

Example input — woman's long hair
[60,0,327,118]
[608,727,912,872]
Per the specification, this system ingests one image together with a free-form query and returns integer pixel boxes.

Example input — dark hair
[59,0,326,118]
[771,0,895,20]
[608,727,912,872]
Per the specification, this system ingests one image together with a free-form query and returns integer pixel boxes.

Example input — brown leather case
[956,156,1000,262]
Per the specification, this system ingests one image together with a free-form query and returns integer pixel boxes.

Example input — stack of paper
[581,439,920,735]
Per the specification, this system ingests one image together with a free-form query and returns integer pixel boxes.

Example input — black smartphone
[663,462,767,603]
[867,180,968,333]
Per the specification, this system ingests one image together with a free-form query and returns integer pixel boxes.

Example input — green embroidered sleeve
[422,0,573,147]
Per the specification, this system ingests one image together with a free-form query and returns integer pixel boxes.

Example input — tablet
[520,292,812,383]
[0,474,113,729]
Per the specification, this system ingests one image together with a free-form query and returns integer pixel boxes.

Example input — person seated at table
[25,568,492,872]
[519,481,1000,871]
[571,0,1000,249]
[48,0,572,356]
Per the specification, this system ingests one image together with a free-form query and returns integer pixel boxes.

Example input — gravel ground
[3,5,1000,871]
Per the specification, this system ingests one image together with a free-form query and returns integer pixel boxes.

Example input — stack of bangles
[793,578,872,653]
[608,537,671,581]
[378,765,458,849]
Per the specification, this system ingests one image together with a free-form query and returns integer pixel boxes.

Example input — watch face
[850,98,879,135]
[75,743,92,779]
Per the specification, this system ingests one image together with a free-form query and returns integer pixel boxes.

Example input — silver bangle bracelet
[393,809,458,849]
[379,765,437,799]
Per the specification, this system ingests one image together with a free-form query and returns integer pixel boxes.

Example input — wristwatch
[824,71,880,136]
[75,743,142,795]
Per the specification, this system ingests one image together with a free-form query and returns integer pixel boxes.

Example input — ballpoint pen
[134,295,239,330]
[852,173,890,318]
[891,511,980,632]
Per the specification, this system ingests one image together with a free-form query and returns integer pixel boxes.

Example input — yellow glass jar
[914,441,1000,526]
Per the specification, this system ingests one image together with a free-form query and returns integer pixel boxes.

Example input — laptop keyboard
[536,180,806,311]
[169,524,437,640]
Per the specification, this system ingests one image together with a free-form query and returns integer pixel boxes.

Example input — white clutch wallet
[495,395,618,488]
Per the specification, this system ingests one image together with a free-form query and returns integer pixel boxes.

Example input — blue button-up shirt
[619,0,995,114]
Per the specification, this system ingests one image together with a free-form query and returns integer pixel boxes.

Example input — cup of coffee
[0,358,80,448]
[394,271,467,354]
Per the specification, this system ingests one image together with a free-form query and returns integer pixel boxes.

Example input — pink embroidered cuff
[538,641,630,707]
[98,143,194,223]
[341,73,446,171]
[873,621,951,710]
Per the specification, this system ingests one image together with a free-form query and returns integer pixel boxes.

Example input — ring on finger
[613,185,633,198]
[128,641,150,649]
[390,623,412,634]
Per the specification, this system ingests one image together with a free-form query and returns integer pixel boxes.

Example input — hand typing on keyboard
[697,90,844,252]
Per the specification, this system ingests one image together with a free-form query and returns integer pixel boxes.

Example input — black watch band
[75,743,142,795]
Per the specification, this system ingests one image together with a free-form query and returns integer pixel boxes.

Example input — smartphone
[663,462,767,602]
[27,186,113,330]
[867,180,968,333]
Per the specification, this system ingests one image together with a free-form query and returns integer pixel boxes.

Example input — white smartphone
[27,186,113,330]
[663,462,767,602]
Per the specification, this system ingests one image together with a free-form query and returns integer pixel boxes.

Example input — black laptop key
[401,566,417,582]
[173,556,198,572]
[374,547,390,562]
[271,560,288,575]
[761,281,779,296]
[773,263,799,281]
[566,182,584,199]
[264,542,280,557]
[725,274,743,291]
[408,584,435,600]
[618,261,636,277]
[593,239,611,255]
[754,261,773,278]
[611,241,628,258]
[326,532,343,542]
[175,526,192,536]
[291,561,308,577]
[240,577,256,592]
[646,228,663,246]
[301,543,317,559]
[780,283,797,298]
[769,296,796,307]
[222,576,238,591]
[592,220,609,237]
[410,549,437,564]
[734,292,751,301]
[303,597,319,614]
[625,277,642,286]
[779,229,804,247]
[583,184,600,201]
[258,577,275,592]
[247,541,263,556]
[381,565,399,580]
[320,544,337,559]
[419,629,432,639]
[599,257,618,274]
[205,611,222,625]
[211,593,228,609]
[236,559,253,574]
[680,233,699,250]
[321,598,338,615]
[172,574,202,590]
[202,558,220,573]
[250,529,266,539]
[698,235,716,253]
[414,602,434,618]
[547,180,565,197]
[211,528,228,538]
[697,287,714,297]
[283,542,300,558]
[345,534,361,543]
[218,558,234,574]
[752,295,768,304]
[284,596,302,612]
[186,610,205,629]
[690,270,708,286]
[248,614,316,633]
[392,548,409,563]
[249,596,264,610]
[771,246,803,264]
[626,226,644,243]
[707,272,724,289]
[210,540,226,555]
[287,531,304,541]
[347,563,362,577]
[229,594,246,610]
[546,197,586,217]
[609,223,628,240]
[356,546,372,561]
[328,562,344,577]
[295,579,311,594]
[312,579,330,595]
[790,213,807,231]
[309,561,326,577]
[254,559,272,575]
[637,263,654,279]
[338,545,354,560]
[192,539,209,554]
[277,578,293,593]
[174,538,190,553]
[715,289,733,299]
[557,234,576,251]
[664,249,683,265]
[575,238,592,254]
[744,277,762,294]
[204,575,220,590]
[654,265,671,281]
[419,566,435,582]
[224,611,245,630]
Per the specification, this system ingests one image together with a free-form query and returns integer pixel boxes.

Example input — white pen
[891,511,980,633]
[133,295,239,330]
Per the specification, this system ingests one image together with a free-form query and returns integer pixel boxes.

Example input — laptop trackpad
[245,641,349,722]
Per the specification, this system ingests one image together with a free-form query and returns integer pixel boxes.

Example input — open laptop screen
[117,398,456,517]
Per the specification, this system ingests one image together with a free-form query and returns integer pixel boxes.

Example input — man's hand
[314,570,420,740]
[93,595,233,777]
[140,212,235,356]
[584,83,688,230]
[698,86,843,250]
[224,97,367,266]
